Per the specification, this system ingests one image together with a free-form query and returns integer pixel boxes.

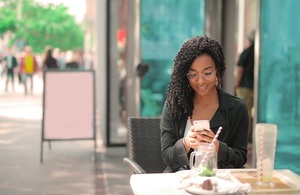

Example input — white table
[130,169,300,195]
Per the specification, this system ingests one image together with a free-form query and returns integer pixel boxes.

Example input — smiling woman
[160,35,249,173]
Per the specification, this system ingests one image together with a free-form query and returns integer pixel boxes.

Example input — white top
[184,117,192,137]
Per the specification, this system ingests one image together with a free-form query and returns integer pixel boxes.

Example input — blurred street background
[0,76,132,195]
[1,0,300,194]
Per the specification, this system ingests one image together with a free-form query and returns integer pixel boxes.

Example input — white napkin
[175,170,252,194]
[217,171,252,194]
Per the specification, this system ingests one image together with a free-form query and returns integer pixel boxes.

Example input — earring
[188,84,192,91]
[215,76,221,89]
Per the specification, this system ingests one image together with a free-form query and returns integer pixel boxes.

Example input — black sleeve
[13,57,18,67]
[160,103,189,171]
[218,100,249,168]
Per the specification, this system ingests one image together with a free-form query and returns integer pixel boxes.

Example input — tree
[0,0,84,53]
[0,0,18,34]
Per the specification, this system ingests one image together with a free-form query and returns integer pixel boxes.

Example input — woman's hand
[183,126,199,150]
[183,126,220,153]
[195,129,214,143]
[196,129,220,153]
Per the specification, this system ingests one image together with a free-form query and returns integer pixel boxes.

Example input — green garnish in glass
[199,166,215,177]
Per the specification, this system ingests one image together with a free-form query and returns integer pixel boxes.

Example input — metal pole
[126,0,141,118]
[253,0,261,168]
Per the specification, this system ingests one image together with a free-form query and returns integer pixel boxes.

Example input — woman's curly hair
[166,35,226,119]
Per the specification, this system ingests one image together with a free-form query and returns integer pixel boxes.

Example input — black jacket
[160,89,249,172]
[4,55,18,71]
[237,43,254,89]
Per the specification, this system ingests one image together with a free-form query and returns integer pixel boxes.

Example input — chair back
[127,117,166,173]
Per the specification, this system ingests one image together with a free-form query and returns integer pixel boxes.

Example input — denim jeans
[22,73,34,94]
[236,87,253,142]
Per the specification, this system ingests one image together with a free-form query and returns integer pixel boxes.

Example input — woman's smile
[196,84,209,91]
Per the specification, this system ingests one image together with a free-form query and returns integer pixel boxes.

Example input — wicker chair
[123,117,167,174]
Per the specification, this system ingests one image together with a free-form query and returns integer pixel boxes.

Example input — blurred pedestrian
[53,47,66,70]
[235,30,255,143]
[19,46,39,95]
[3,47,18,92]
[43,47,58,70]
[0,52,4,78]
[65,50,79,69]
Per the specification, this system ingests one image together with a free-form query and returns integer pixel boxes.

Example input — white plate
[175,170,197,180]
[175,170,198,189]
[184,177,239,195]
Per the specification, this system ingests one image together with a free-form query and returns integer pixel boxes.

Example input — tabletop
[130,169,300,195]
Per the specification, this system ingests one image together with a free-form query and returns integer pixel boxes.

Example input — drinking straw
[200,126,223,166]
[259,127,264,182]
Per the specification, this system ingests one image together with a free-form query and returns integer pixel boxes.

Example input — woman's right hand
[183,126,200,150]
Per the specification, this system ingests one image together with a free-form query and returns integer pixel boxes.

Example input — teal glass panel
[140,0,205,116]
[260,0,300,174]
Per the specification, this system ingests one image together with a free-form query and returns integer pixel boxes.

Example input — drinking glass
[255,123,278,187]
[189,143,217,177]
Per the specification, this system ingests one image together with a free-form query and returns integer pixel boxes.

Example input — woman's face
[187,54,217,97]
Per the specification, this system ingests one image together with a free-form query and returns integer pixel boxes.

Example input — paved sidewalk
[0,76,133,195]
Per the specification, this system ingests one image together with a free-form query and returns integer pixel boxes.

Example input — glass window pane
[140,0,205,116]
[260,0,300,174]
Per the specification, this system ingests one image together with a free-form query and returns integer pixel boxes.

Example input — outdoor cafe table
[130,169,300,195]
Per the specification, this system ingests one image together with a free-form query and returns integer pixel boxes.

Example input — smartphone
[193,120,210,132]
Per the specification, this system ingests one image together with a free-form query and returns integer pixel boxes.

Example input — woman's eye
[190,74,197,78]
[204,72,213,76]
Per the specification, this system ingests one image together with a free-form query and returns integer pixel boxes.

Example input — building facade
[87,0,300,174]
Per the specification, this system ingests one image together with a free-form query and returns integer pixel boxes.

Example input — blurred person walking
[3,47,18,92]
[53,47,66,70]
[42,47,59,70]
[65,50,79,69]
[0,52,4,78]
[235,30,255,143]
[19,46,39,95]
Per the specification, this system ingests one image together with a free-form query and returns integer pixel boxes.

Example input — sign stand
[40,70,96,163]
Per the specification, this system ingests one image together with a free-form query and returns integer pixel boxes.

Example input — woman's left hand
[195,130,220,153]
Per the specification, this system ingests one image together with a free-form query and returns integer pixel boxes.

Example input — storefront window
[140,0,205,116]
[260,0,300,174]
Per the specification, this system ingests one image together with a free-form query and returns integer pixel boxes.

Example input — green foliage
[0,0,84,53]
[0,1,18,35]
